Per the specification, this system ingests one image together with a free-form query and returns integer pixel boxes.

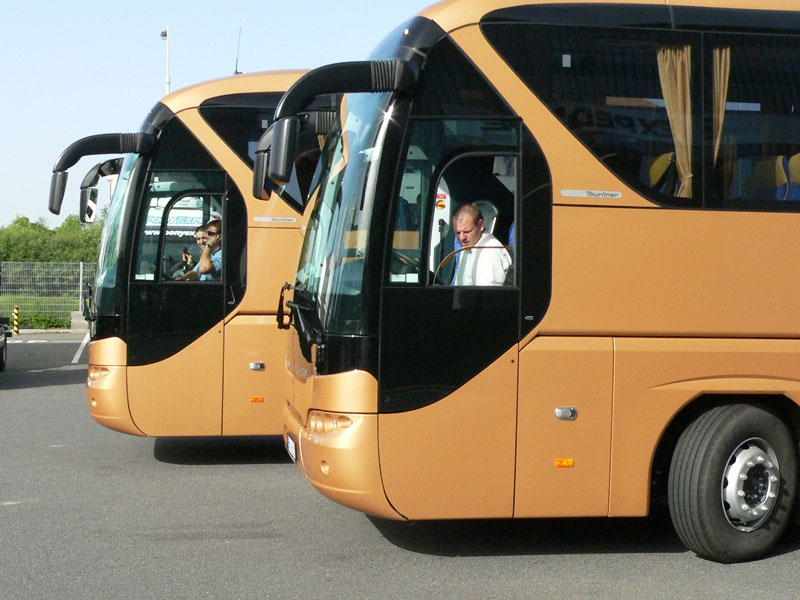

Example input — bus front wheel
[668,403,797,563]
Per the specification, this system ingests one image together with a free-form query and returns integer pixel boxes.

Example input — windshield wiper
[277,282,294,330]
[278,282,322,354]
[82,281,97,322]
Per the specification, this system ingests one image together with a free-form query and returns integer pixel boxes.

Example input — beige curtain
[712,47,731,165]
[657,46,693,198]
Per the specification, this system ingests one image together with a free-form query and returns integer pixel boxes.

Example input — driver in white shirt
[452,203,511,286]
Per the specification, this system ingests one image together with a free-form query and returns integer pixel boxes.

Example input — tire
[668,403,797,563]
[0,337,6,372]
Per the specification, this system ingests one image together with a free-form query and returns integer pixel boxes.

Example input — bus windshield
[295,91,393,335]
[94,153,137,316]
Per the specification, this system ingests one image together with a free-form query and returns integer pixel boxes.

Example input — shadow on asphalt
[0,363,87,390]
[369,508,800,560]
[153,435,292,465]
[368,508,684,557]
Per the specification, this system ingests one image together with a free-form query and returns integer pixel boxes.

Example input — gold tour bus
[268,0,800,563]
[48,70,328,438]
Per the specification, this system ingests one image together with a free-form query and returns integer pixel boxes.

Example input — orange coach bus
[48,70,328,437]
[268,0,800,562]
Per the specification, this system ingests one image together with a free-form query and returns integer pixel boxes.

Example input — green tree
[50,215,102,262]
[0,215,102,262]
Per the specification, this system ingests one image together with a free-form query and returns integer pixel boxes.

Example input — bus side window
[159,194,223,282]
[388,155,426,284]
[222,185,248,304]
[391,121,520,287]
[432,154,516,287]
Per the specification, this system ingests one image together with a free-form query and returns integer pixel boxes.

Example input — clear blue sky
[0,0,434,229]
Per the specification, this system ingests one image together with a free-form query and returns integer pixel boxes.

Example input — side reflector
[555,458,575,468]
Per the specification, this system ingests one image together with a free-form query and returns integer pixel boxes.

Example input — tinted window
[483,21,800,211]
[199,93,282,168]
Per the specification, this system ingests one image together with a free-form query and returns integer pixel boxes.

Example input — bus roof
[420,0,800,33]
[160,69,309,114]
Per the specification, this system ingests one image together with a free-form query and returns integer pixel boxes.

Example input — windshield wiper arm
[286,300,322,347]
[278,282,322,347]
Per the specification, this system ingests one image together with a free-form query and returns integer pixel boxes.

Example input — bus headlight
[307,410,354,435]
[87,365,110,382]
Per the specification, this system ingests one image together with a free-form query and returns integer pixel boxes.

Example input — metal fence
[0,262,96,329]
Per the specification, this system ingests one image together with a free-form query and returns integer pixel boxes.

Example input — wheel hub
[721,438,780,531]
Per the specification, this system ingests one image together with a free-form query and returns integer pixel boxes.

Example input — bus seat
[395,197,412,230]
[648,153,673,185]
[745,155,789,201]
[787,153,800,201]
[713,153,737,202]
[474,200,498,234]
[648,152,677,195]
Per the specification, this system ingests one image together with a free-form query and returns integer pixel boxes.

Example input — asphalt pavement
[3,331,800,599]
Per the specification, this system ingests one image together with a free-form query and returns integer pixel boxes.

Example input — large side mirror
[254,109,336,201]
[269,117,299,185]
[266,59,417,190]
[48,132,155,215]
[80,188,99,224]
[48,171,69,216]
[79,158,122,223]
[252,126,274,200]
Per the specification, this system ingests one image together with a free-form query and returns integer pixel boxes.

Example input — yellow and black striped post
[12,305,19,335]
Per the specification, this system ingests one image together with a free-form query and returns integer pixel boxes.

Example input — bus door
[378,122,521,519]
[126,176,236,436]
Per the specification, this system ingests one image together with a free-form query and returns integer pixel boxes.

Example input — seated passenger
[171,225,206,279]
[452,204,511,286]
[181,219,222,281]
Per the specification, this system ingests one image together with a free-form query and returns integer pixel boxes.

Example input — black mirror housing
[268,117,299,185]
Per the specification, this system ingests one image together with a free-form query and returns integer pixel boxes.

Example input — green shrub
[20,313,70,329]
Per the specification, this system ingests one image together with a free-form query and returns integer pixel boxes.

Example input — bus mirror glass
[80,187,98,223]
[253,126,274,200]
[253,151,269,199]
[48,171,68,215]
[269,117,299,185]
[78,157,122,222]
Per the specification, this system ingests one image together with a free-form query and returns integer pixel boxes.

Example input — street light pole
[160,27,171,95]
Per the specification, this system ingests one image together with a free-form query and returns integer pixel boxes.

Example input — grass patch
[0,295,76,329]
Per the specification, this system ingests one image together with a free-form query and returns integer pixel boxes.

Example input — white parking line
[71,332,90,364]
[8,340,82,344]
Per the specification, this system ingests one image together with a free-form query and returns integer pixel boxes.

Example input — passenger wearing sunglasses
[180,219,222,281]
